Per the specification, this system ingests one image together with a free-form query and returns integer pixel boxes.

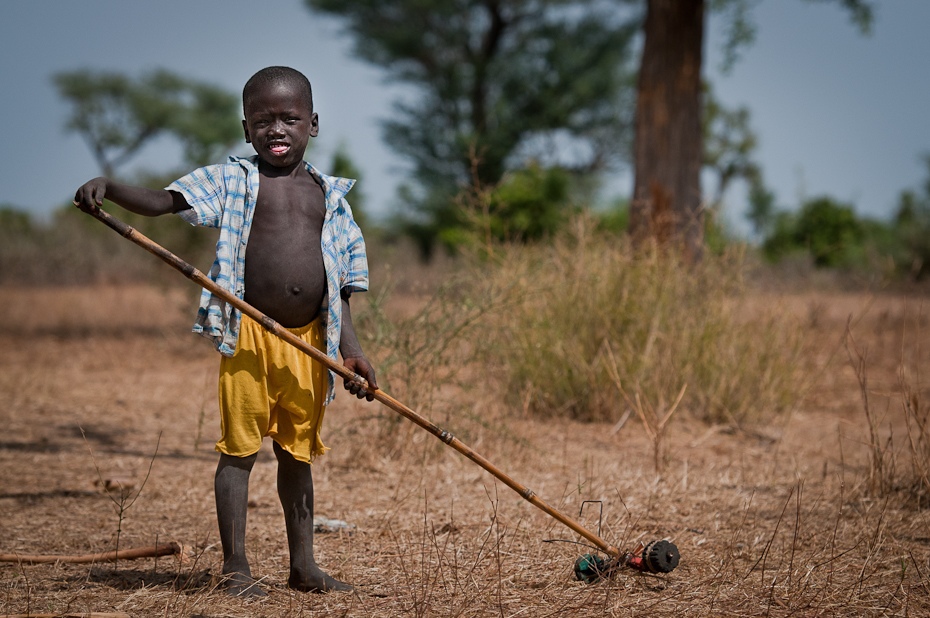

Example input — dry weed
[480,216,812,427]
[846,301,930,507]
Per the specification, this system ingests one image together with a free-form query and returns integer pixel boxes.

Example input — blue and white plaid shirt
[168,155,369,404]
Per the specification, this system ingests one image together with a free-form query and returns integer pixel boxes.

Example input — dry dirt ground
[1,284,929,617]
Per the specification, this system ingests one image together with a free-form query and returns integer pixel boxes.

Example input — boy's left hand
[343,356,378,401]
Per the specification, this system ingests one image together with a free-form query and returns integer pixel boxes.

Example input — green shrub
[763,196,867,269]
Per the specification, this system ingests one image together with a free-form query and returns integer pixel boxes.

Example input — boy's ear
[310,112,319,138]
[242,119,251,144]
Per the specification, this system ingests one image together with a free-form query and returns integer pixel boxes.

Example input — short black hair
[243,66,313,113]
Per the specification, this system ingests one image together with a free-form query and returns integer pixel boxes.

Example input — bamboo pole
[1,613,131,617]
[0,542,181,565]
[85,206,621,558]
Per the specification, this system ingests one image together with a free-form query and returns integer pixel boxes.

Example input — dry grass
[1,276,930,616]
[480,219,813,428]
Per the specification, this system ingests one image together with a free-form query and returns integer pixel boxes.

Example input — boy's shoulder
[306,163,356,204]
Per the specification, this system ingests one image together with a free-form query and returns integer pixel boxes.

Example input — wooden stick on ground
[0,542,181,565]
[0,613,131,618]
[0,614,131,618]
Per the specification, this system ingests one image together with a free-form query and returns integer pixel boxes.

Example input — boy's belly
[243,247,326,328]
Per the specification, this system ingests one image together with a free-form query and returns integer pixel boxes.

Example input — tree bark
[631,0,705,261]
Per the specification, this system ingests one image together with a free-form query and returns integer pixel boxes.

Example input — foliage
[805,0,874,33]
[306,0,639,252]
[399,163,580,258]
[488,164,574,240]
[449,163,577,253]
[745,180,777,239]
[54,68,242,177]
[711,0,874,72]
[888,155,930,279]
[762,196,866,268]
[593,198,630,236]
[328,144,370,231]
[756,164,930,278]
[793,197,862,267]
[703,82,764,210]
[710,0,758,72]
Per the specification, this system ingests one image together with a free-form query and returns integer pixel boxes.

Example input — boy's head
[243,66,313,115]
[241,66,319,169]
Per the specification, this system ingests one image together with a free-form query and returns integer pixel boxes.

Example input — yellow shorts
[216,312,328,463]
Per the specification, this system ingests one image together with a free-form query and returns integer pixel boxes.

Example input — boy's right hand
[73,177,108,213]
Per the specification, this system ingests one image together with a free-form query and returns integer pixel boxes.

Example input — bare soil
[1,284,928,617]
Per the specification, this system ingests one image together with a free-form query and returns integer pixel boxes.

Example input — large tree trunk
[631,0,705,261]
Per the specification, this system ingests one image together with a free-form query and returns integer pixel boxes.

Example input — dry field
[1,283,929,617]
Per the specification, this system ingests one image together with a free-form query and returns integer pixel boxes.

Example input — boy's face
[242,80,318,169]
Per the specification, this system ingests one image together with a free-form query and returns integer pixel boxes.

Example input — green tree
[890,154,930,278]
[452,162,575,252]
[328,143,370,231]
[305,0,639,252]
[630,0,874,260]
[701,81,771,247]
[745,181,777,239]
[763,195,865,267]
[54,68,242,177]
[703,82,762,211]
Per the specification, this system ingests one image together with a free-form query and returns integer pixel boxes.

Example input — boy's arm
[73,177,191,217]
[339,289,378,401]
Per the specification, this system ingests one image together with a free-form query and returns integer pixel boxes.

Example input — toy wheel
[642,540,680,573]
[574,553,608,583]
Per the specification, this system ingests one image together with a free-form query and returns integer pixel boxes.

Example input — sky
[1,0,928,236]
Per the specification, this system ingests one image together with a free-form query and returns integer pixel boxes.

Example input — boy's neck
[258,158,305,179]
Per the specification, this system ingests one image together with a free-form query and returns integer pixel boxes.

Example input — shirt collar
[230,155,356,209]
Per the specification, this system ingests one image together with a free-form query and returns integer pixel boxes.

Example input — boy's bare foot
[288,565,353,593]
[222,571,268,598]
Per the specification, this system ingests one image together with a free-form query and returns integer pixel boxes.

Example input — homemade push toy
[84,206,680,582]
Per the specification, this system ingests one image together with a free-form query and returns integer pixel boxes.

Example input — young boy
[73,66,377,596]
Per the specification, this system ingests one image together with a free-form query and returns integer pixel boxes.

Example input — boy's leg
[273,441,352,592]
[215,452,266,597]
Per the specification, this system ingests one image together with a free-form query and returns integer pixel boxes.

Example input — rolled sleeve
[167,164,228,228]
[341,217,369,293]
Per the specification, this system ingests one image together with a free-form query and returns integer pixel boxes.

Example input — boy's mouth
[269,142,290,155]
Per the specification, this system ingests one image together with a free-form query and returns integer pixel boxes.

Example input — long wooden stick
[0,542,181,565]
[85,206,621,557]
[0,614,130,618]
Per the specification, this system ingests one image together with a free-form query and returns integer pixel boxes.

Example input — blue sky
[1,0,928,236]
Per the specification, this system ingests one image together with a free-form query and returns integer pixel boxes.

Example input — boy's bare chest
[249,179,327,245]
[242,176,328,327]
